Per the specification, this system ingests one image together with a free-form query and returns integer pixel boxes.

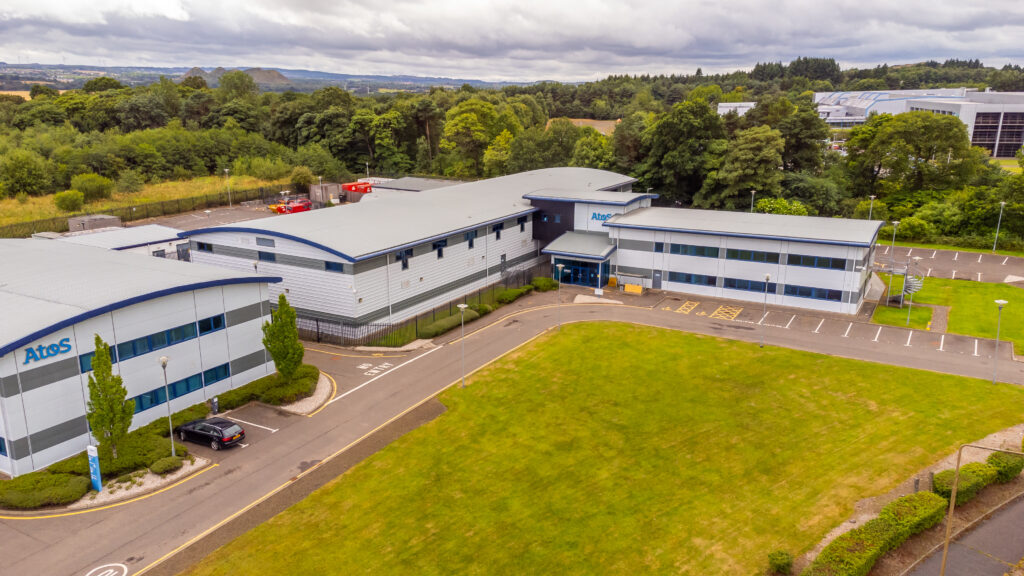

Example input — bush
[149,456,184,476]
[987,452,1024,484]
[804,516,895,576]
[767,550,793,575]
[217,377,271,411]
[469,303,493,316]
[71,173,114,202]
[0,472,91,509]
[139,402,209,437]
[116,169,145,193]
[54,189,84,212]
[496,286,533,304]
[933,462,998,506]
[15,191,28,204]
[99,432,187,478]
[261,364,320,405]
[531,277,559,292]
[878,491,947,547]
[419,309,481,339]
[47,453,89,476]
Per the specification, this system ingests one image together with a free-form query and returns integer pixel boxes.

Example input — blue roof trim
[179,228,360,262]
[542,246,617,262]
[0,277,281,358]
[523,193,658,207]
[603,222,883,248]
[113,237,182,251]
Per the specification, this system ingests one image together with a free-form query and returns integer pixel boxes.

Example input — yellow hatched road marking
[709,305,743,321]
[675,301,699,314]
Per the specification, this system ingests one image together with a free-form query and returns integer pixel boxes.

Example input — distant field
[996,158,1022,174]
[549,118,620,135]
[0,176,287,228]
[0,90,31,99]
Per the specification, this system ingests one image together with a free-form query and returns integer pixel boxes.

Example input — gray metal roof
[523,188,656,206]
[542,231,616,261]
[0,240,280,357]
[56,224,184,250]
[605,208,883,247]
[183,168,636,262]
[371,177,462,192]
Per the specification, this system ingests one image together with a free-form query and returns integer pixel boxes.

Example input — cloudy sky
[2,0,1024,81]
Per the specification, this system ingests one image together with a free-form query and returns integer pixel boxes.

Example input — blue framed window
[0,437,7,457]
[726,249,780,264]
[324,261,345,273]
[394,248,413,270]
[518,215,528,232]
[432,239,447,259]
[168,374,203,399]
[167,322,198,345]
[257,251,276,263]
[79,347,118,373]
[83,321,199,369]
[493,222,504,241]
[256,237,275,248]
[667,272,717,286]
[133,387,167,413]
[784,284,843,302]
[554,214,561,224]
[654,242,665,253]
[203,364,230,386]
[670,244,719,258]
[196,242,213,253]
[788,254,847,270]
[724,277,777,293]
[464,230,477,249]
[198,314,226,336]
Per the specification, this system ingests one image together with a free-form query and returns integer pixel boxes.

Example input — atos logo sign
[591,212,613,222]
[23,337,72,365]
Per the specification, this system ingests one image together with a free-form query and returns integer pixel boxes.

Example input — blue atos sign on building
[23,337,72,364]
[591,212,613,222]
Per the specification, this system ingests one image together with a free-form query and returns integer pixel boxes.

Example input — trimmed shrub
[496,287,532,304]
[420,309,481,339]
[0,473,91,509]
[149,456,184,476]
[262,364,320,405]
[140,402,209,437]
[531,277,559,292]
[469,303,493,316]
[54,189,84,212]
[987,452,1024,484]
[217,380,268,411]
[768,550,793,574]
[878,492,947,547]
[71,173,114,202]
[47,453,89,476]
[99,432,187,478]
[933,462,998,506]
[804,516,895,576]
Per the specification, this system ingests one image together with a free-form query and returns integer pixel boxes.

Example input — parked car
[175,417,245,450]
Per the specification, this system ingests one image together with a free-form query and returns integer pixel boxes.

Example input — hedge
[933,462,998,506]
[149,456,184,476]
[803,492,948,576]
[986,452,1024,484]
[420,309,480,339]
[496,285,534,304]
[139,402,209,437]
[216,364,321,410]
[0,473,91,509]
[531,277,559,292]
[468,303,493,316]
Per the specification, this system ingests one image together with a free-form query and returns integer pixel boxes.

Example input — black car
[175,417,245,450]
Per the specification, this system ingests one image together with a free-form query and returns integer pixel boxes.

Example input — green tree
[262,294,304,382]
[776,102,829,172]
[82,77,124,93]
[179,75,208,90]
[54,189,85,212]
[0,149,49,197]
[86,335,134,459]
[290,166,314,195]
[570,128,614,169]
[71,173,115,202]
[638,99,726,204]
[116,169,145,193]
[29,84,59,99]
[217,70,259,103]
[695,125,784,210]
[482,129,514,176]
[755,197,809,215]
[853,198,889,220]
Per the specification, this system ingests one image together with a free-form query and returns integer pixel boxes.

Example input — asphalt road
[2,288,1023,576]
[908,495,1024,576]
[876,244,1024,283]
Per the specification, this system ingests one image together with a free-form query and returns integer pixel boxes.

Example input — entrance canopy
[542,231,616,262]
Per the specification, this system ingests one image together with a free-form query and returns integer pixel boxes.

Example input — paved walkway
[908,495,1024,576]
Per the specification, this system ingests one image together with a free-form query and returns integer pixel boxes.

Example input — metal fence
[296,261,550,348]
[0,184,290,238]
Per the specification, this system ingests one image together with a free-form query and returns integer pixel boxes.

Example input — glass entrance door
[554,258,609,287]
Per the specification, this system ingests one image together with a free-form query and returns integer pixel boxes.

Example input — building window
[198,314,226,336]
[433,239,447,259]
[493,222,504,241]
[133,387,167,413]
[258,251,276,263]
[152,249,166,258]
[724,277,777,293]
[669,244,719,258]
[0,437,6,457]
[465,230,478,249]
[518,215,528,232]
[203,364,230,386]
[256,237,276,248]
[787,254,846,270]
[667,272,716,286]
[554,214,561,224]
[654,242,665,253]
[82,322,197,369]
[395,248,413,270]
[196,242,213,253]
[784,284,843,302]
[167,323,198,345]
[725,249,780,264]
[79,347,119,373]
[169,374,203,400]
[324,261,345,273]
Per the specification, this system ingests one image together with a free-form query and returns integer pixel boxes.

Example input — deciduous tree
[86,335,134,459]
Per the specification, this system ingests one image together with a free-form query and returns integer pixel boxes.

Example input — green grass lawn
[872,301,933,330]
[880,274,1024,353]
[185,322,1024,575]
[996,158,1022,174]
[891,241,1024,259]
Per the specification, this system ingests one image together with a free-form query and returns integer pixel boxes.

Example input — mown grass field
[872,300,933,330]
[0,175,286,227]
[879,274,1024,353]
[996,158,1022,174]
[185,322,1024,575]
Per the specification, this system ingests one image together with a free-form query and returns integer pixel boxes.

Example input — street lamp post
[224,168,231,207]
[317,175,323,202]
[556,263,565,330]
[993,299,1008,385]
[750,190,756,213]
[993,201,1007,253]
[760,273,770,348]
[868,195,876,220]
[886,220,900,306]
[457,304,468,388]
[159,356,175,458]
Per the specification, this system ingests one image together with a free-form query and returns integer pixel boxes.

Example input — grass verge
[872,302,933,330]
[183,322,1024,575]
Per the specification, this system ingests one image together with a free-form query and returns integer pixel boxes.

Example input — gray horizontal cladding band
[7,415,88,460]
[0,301,272,399]
[618,239,654,252]
[230,349,270,376]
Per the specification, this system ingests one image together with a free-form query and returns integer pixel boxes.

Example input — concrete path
[908,496,1024,576]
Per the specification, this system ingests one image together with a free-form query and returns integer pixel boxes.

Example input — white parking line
[238,443,250,449]
[977,254,983,263]
[328,346,444,405]
[938,334,945,352]
[873,326,883,342]
[907,248,914,256]
[954,252,959,261]
[758,312,769,325]
[883,245,890,255]
[927,268,932,277]
[843,322,853,338]
[785,315,795,329]
[931,250,937,259]
[229,418,278,433]
[905,331,913,347]
[1003,257,1009,265]
[951,270,956,280]
[978,272,982,282]
[974,339,980,357]
[814,319,824,334]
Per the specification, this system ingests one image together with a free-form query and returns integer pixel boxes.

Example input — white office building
[0,240,279,477]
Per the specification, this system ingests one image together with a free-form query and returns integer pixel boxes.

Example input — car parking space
[180,403,299,459]
[876,244,1022,283]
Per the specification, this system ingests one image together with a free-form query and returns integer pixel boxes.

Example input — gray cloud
[1,0,1023,81]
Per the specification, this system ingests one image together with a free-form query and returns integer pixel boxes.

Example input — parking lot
[183,402,299,461]
[876,244,1023,283]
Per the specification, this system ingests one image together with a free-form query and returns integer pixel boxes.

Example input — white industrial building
[0,240,279,477]
[53,224,188,259]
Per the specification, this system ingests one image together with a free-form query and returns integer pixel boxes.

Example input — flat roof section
[606,208,883,247]
[0,240,280,357]
[182,168,636,262]
[542,231,616,262]
[523,188,657,206]
[371,177,462,192]
[56,224,184,250]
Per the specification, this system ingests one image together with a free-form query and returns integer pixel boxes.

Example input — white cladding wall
[611,228,870,314]
[0,283,273,477]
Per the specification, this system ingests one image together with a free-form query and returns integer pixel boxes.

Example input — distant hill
[182,67,289,87]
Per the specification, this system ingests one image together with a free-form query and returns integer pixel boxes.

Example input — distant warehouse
[0,241,280,477]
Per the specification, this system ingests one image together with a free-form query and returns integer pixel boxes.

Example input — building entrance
[554,258,609,288]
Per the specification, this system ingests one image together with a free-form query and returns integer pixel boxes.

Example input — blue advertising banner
[87,445,102,492]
